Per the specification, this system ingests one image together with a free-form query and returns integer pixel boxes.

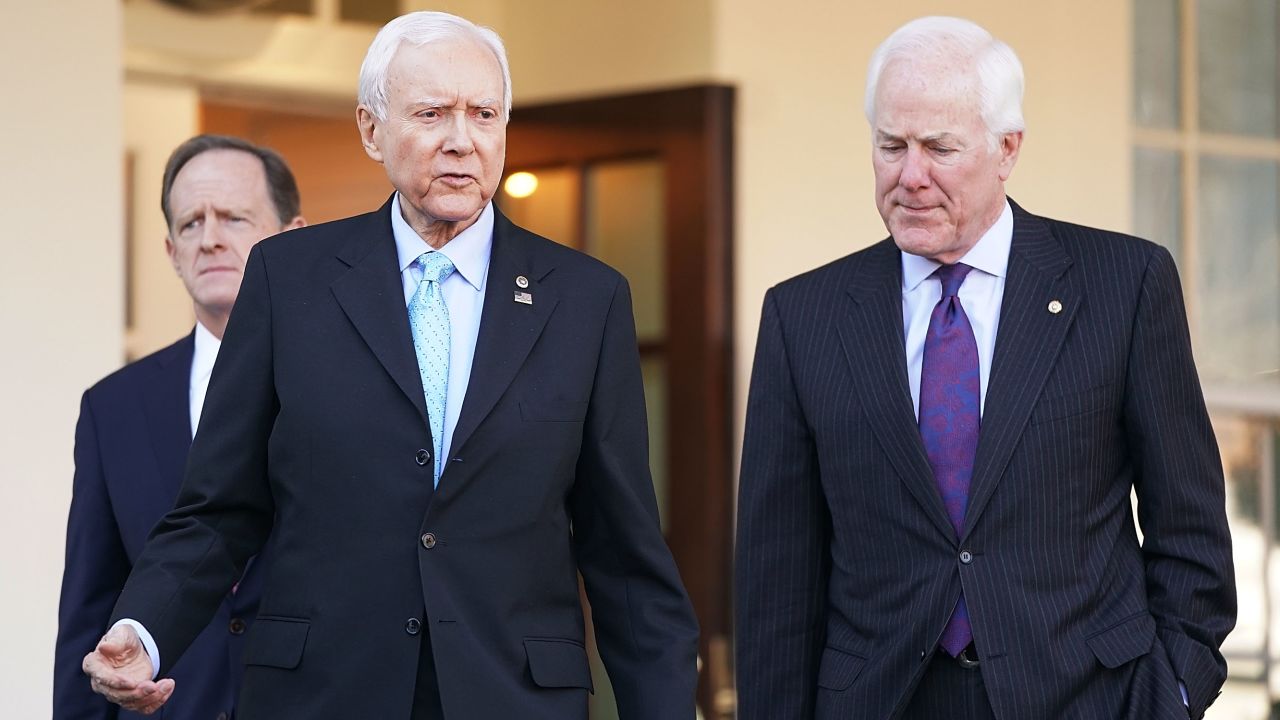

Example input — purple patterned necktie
[919,263,979,657]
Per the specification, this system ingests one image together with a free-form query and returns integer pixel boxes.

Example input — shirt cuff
[111,619,160,680]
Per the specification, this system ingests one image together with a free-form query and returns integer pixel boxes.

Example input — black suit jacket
[55,334,266,720]
[736,201,1235,720]
[110,200,699,719]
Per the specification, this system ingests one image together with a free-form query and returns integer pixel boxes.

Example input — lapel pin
[514,291,533,305]
[1048,299,1063,314]
[516,275,529,288]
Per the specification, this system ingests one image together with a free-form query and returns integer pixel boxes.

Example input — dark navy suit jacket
[55,333,266,720]
[736,201,1235,720]
[106,201,698,719]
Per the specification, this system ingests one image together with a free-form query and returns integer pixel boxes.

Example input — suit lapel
[448,210,560,462]
[962,203,1078,538]
[330,198,430,427]
[141,333,194,490]
[837,240,955,541]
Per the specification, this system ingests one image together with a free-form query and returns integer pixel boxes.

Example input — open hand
[82,624,175,715]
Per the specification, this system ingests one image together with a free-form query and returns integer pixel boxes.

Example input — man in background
[736,16,1234,720]
[55,134,305,719]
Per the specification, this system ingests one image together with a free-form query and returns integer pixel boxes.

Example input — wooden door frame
[504,85,735,711]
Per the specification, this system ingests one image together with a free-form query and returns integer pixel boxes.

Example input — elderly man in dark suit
[79,10,698,720]
[55,134,305,720]
[736,16,1235,720]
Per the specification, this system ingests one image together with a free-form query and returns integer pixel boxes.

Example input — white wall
[0,0,124,712]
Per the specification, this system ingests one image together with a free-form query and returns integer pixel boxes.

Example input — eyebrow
[875,130,962,144]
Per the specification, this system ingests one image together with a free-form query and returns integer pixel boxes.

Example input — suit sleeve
[1125,246,1236,718]
[54,392,125,720]
[109,247,278,674]
[569,275,700,720]
[735,289,830,720]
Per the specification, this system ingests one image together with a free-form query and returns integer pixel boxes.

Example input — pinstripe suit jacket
[736,201,1235,720]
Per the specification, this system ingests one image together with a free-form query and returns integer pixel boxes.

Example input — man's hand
[81,624,174,714]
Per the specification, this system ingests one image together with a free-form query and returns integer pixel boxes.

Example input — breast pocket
[1030,383,1114,426]
[520,400,589,423]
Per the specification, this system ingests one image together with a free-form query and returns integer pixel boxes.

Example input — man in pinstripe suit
[736,16,1235,720]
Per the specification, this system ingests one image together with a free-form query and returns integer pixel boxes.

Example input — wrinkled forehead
[386,36,504,98]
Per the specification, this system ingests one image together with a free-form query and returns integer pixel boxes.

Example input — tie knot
[934,263,973,298]
[416,251,455,284]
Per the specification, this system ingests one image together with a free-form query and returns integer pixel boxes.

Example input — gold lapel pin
[1048,299,1063,314]
[514,291,533,305]
[516,275,529,289]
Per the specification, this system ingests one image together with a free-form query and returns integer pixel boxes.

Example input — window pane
[1133,146,1182,262]
[1197,155,1280,382]
[584,158,666,341]
[1133,0,1181,128]
[1198,0,1279,137]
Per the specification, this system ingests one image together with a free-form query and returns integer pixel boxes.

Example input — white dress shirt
[189,321,221,438]
[902,200,1013,418]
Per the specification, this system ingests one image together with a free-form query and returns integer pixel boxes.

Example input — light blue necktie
[409,251,455,485]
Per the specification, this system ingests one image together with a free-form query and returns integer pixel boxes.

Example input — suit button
[421,532,437,549]
[405,618,421,635]
[415,449,431,466]
[228,618,246,635]
[959,550,974,565]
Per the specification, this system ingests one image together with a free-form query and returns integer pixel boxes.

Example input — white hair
[864,16,1025,148]
[358,11,513,121]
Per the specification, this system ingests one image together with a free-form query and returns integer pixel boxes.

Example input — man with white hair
[80,11,698,720]
[736,16,1234,720]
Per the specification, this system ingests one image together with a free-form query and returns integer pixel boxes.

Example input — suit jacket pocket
[815,646,867,691]
[244,616,310,669]
[1086,611,1156,668]
[1031,383,1113,426]
[524,637,594,691]
[520,400,589,423]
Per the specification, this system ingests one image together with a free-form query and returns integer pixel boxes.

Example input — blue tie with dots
[409,251,455,485]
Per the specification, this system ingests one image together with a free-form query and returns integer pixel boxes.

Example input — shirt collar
[192,320,221,380]
[391,192,493,291]
[901,199,1014,292]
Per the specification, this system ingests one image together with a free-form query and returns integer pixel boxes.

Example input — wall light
[504,171,539,198]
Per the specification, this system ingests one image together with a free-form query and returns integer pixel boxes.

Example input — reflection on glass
[1133,147,1183,262]
[1197,155,1280,382]
[1133,0,1181,129]
[1199,0,1279,137]
[497,166,580,248]
[586,159,666,341]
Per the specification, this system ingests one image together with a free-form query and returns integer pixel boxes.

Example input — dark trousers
[410,626,445,720]
[900,648,996,720]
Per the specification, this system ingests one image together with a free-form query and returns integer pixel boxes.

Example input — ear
[283,215,307,231]
[996,131,1023,182]
[164,235,180,274]
[356,105,384,163]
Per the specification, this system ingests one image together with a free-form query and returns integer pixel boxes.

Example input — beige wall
[714,0,1131,442]
[0,1,123,714]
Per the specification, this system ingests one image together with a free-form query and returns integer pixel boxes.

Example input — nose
[442,113,475,155]
[899,146,932,191]
[197,215,225,251]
